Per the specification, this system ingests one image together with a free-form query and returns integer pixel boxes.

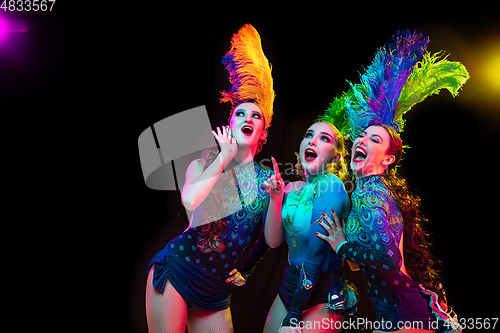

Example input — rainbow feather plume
[394,50,470,130]
[345,30,429,138]
[220,24,275,129]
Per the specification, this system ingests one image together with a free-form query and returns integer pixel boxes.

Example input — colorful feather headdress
[345,29,470,139]
[316,88,354,139]
[312,88,356,182]
[220,24,275,129]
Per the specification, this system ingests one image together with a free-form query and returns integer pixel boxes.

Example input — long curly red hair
[195,146,229,254]
[375,124,447,304]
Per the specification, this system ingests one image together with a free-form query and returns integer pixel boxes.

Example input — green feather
[395,51,470,131]
[316,89,354,138]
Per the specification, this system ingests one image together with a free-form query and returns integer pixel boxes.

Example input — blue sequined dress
[338,174,461,332]
[280,172,354,326]
[147,160,272,311]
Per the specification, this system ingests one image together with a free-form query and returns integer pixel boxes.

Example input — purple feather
[379,30,429,129]
[347,30,429,136]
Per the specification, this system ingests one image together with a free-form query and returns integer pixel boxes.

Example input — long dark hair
[376,124,447,303]
[196,146,229,254]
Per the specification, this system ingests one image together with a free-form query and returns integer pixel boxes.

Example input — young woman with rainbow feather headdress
[316,30,469,333]
[261,90,360,332]
[145,24,276,333]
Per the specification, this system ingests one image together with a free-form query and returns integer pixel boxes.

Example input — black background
[4,3,499,332]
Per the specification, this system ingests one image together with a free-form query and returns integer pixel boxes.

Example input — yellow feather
[220,24,275,129]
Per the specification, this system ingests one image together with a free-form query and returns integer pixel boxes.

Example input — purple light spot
[0,14,9,42]
[0,12,28,47]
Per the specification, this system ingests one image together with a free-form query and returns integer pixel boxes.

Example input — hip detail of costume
[337,175,454,331]
[280,172,353,326]
[147,160,272,311]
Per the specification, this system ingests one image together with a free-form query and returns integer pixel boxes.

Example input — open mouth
[241,125,253,136]
[304,148,318,162]
[353,146,367,163]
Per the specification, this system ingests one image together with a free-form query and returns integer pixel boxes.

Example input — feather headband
[220,24,275,129]
[316,88,354,140]
[345,29,469,139]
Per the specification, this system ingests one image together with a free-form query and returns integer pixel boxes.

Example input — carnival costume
[147,24,275,310]
[280,94,358,327]
[337,30,469,332]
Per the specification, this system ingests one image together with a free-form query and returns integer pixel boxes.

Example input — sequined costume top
[147,160,272,309]
[338,174,408,303]
[337,174,461,332]
[281,172,350,325]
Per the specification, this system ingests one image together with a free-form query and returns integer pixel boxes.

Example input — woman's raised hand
[263,156,285,199]
[212,126,238,166]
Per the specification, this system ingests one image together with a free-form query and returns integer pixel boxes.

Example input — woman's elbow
[181,194,197,211]
[266,238,283,249]
[266,241,278,249]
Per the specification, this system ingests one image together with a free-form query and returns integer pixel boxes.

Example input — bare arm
[263,157,285,248]
[181,154,225,210]
[181,126,237,211]
[264,195,284,248]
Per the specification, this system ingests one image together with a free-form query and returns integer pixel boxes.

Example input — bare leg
[186,305,233,333]
[302,303,344,333]
[145,266,188,333]
[263,295,288,333]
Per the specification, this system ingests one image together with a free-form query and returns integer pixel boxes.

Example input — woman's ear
[260,129,268,141]
[381,154,396,166]
[332,152,341,163]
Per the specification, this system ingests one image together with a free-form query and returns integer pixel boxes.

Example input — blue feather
[346,30,429,138]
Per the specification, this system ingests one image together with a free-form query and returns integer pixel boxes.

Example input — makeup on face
[351,125,392,178]
[299,122,337,177]
[228,102,265,147]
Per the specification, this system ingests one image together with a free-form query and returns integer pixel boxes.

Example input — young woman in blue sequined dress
[317,29,467,333]
[146,104,273,333]
[145,24,276,333]
[262,121,357,333]
[318,125,461,333]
